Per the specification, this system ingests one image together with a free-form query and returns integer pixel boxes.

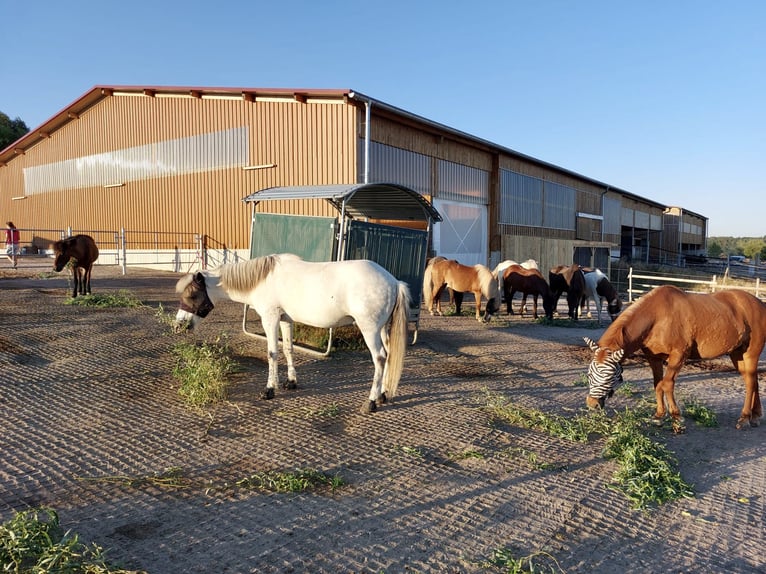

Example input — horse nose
[173,319,193,333]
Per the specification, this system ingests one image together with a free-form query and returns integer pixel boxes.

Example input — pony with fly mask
[584,285,766,430]
[174,254,411,414]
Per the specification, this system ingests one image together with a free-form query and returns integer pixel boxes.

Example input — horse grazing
[52,234,99,298]
[174,254,411,414]
[502,264,554,319]
[493,258,539,293]
[584,285,766,429]
[581,268,623,323]
[423,257,499,322]
[549,264,586,319]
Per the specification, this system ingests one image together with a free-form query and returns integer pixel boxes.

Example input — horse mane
[217,254,300,292]
[599,290,659,353]
[474,264,499,298]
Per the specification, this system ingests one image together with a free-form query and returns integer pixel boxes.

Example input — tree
[0,111,30,150]
[741,238,765,260]
[707,241,723,258]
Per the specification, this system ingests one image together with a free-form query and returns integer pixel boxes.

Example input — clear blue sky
[2,0,764,237]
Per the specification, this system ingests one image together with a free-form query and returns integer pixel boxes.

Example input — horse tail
[383,281,411,399]
[422,260,434,304]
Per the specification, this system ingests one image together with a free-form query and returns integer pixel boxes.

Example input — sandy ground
[1,258,765,573]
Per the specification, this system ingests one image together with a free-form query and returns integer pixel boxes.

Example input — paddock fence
[626,267,764,302]
[8,227,242,274]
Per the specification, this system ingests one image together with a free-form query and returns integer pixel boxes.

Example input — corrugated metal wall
[0,93,357,251]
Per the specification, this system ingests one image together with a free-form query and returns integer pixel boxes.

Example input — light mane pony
[423,257,500,322]
[175,253,411,413]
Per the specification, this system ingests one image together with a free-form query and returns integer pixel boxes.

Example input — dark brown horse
[549,264,586,319]
[502,264,554,319]
[423,257,499,322]
[584,285,766,429]
[52,234,99,297]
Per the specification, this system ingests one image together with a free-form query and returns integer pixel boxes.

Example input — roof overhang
[243,183,442,223]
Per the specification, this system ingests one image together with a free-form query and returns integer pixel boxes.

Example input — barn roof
[243,183,442,223]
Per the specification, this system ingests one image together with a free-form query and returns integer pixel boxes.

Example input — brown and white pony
[584,285,766,429]
[502,264,554,320]
[581,268,623,323]
[423,257,500,322]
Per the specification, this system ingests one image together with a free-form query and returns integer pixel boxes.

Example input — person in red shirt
[5,221,20,269]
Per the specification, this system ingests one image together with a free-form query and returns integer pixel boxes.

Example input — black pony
[549,264,586,320]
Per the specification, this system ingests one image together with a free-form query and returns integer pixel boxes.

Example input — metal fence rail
[9,227,217,274]
[628,267,763,301]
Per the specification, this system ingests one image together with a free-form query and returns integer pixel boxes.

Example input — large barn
[0,85,707,272]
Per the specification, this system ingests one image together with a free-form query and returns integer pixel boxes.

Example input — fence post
[120,228,127,275]
[628,267,634,302]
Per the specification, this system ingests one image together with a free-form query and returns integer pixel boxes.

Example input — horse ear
[193,272,206,286]
[613,349,625,362]
[583,337,599,352]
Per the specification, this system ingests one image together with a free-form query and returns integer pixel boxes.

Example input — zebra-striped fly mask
[584,337,625,408]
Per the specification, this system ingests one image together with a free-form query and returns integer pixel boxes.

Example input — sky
[2,0,764,237]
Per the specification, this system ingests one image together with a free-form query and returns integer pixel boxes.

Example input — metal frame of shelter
[241,183,442,356]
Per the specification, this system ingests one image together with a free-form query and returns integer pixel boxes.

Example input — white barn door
[432,199,487,266]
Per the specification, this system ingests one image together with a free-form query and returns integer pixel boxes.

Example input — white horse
[580,268,623,324]
[174,253,412,413]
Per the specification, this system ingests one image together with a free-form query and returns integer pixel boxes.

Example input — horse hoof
[260,388,275,400]
[281,380,297,390]
[751,418,760,428]
[377,392,387,406]
[735,416,751,430]
[361,400,376,414]
[651,416,665,427]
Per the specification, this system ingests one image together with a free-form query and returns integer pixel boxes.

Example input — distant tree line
[708,237,766,261]
[0,111,30,150]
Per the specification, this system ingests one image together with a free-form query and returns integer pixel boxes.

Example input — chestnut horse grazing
[581,268,622,324]
[52,234,99,298]
[423,257,499,322]
[549,264,586,319]
[584,285,766,429]
[502,264,554,319]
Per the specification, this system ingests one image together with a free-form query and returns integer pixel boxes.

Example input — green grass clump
[682,396,719,427]
[64,290,144,307]
[235,468,344,492]
[171,337,236,408]
[479,547,560,573]
[484,392,610,442]
[0,507,143,574]
[602,408,694,508]
[483,391,694,509]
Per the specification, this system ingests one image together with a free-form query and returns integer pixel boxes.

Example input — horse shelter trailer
[242,183,442,353]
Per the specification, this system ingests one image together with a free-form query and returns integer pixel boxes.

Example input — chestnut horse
[580,268,622,324]
[52,234,99,298]
[423,257,499,322]
[502,264,554,320]
[584,285,766,429]
[549,264,586,319]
